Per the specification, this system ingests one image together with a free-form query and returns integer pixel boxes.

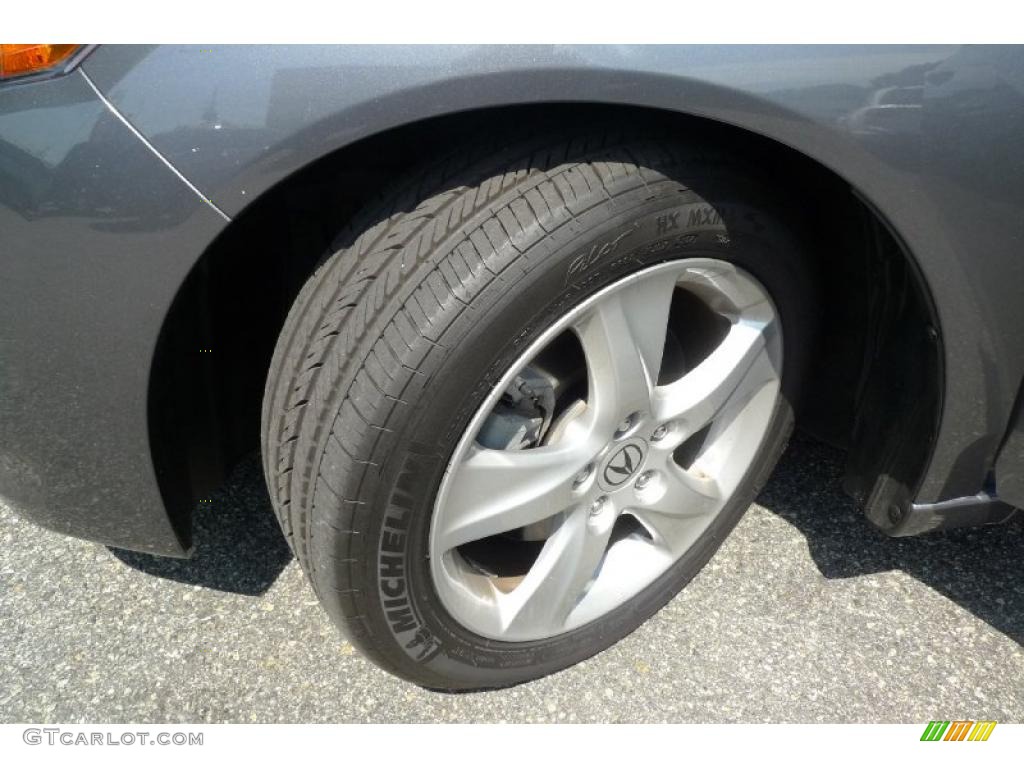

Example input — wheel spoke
[653,316,777,436]
[573,273,676,432]
[502,506,613,636]
[434,439,596,552]
[629,461,721,552]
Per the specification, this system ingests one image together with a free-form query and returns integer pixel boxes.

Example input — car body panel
[3,45,1024,555]
[0,69,228,554]
[995,394,1024,506]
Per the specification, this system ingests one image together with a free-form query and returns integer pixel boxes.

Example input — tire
[261,127,815,690]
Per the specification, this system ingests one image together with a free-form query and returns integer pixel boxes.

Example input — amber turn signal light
[0,44,81,79]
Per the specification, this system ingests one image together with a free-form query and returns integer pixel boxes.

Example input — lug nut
[616,412,639,437]
[588,496,607,517]
[635,471,656,491]
[651,424,670,441]
[573,464,594,488]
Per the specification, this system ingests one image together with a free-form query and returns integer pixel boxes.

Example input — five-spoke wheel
[263,130,811,688]
[431,259,782,640]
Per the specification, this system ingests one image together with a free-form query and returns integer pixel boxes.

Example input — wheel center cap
[599,439,647,491]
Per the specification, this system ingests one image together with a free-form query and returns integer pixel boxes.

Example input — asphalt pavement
[2,435,1022,723]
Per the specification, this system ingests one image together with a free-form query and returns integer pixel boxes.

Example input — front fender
[78,44,1024,513]
[6,40,1015,552]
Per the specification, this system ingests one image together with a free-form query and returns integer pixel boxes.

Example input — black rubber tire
[261,127,816,690]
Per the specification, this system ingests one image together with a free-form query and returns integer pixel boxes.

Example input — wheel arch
[147,100,943,547]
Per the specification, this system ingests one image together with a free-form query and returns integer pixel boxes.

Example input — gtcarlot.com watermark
[23,728,203,746]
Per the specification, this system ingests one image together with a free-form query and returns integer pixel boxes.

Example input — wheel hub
[598,438,647,491]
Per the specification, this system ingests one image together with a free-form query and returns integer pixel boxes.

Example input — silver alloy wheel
[429,258,783,641]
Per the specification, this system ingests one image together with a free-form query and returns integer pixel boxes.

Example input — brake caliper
[476,366,556,451]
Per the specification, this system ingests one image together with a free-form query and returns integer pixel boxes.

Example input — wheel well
[148,103,941,547]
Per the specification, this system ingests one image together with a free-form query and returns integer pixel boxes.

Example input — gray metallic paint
[0,68,226,553]
[2,45,1023,555]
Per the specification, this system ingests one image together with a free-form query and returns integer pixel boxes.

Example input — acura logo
[602,443,644,487]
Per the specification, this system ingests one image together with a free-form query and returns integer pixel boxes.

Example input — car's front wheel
[261,128,815,689]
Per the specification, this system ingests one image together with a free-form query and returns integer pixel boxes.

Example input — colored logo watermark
[920,721,996,741]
